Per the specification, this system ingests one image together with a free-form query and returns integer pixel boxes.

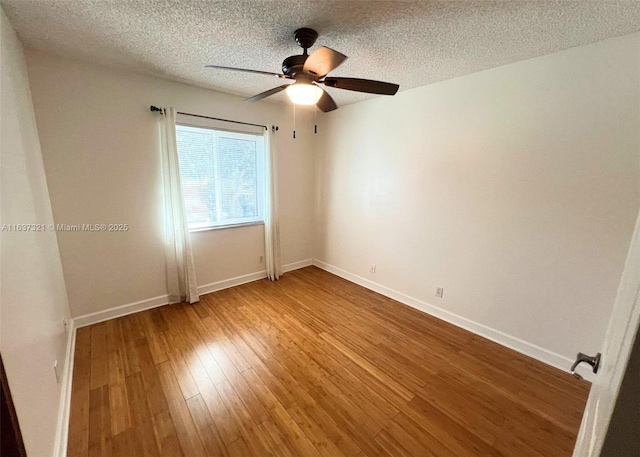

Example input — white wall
[314,33,640,366]
[0,8,71,456]
[25,50,315,318]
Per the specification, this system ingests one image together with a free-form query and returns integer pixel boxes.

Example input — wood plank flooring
[67,266,590,457]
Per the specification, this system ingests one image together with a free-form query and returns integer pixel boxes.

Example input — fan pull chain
[293,103,296,139]
[314,104,317,134]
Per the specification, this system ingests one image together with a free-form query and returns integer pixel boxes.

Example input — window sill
[189,221,265,233]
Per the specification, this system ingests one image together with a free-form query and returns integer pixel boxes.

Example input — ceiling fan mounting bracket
[294,28,318,51]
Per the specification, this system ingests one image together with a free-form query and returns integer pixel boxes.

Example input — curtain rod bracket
[272,125,279,133]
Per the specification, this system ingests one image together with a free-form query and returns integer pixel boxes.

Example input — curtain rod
[149,105,268,131]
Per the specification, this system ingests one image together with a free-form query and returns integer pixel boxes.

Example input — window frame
[175,122,266,232]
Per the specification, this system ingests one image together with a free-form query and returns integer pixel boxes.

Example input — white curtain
[264,126,282,281]
[159,107,199,303]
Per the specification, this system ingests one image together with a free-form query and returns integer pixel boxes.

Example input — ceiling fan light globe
[286,83,323,105]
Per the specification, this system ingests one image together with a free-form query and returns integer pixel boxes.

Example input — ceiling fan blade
[316,87,338,113]
[245,84,290,103]
[206,65,288,79]
[303,47,347,78]
[322,77,399,95]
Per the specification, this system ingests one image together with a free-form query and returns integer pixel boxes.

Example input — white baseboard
[197,270,267,295]
[283,258,313,273]
[312,259,593,382]
[53,319,76,457]
[73,294,170,329]
[197,259,313,294]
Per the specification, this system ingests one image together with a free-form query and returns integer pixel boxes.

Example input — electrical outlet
[259,255,264,264]
[370,264,376,274]
[435,287,444,298]
[53,360,60,384]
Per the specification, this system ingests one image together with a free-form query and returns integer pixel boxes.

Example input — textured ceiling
[3,1,640,108]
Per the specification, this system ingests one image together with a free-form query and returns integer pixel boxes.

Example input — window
[175,124,265,230]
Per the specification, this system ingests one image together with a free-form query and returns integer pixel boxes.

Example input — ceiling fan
[206,28,399,112]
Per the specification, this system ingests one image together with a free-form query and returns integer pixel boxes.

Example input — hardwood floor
[67,266,590,457]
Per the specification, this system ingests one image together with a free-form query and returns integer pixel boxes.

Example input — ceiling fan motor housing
[282,54,308,77]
